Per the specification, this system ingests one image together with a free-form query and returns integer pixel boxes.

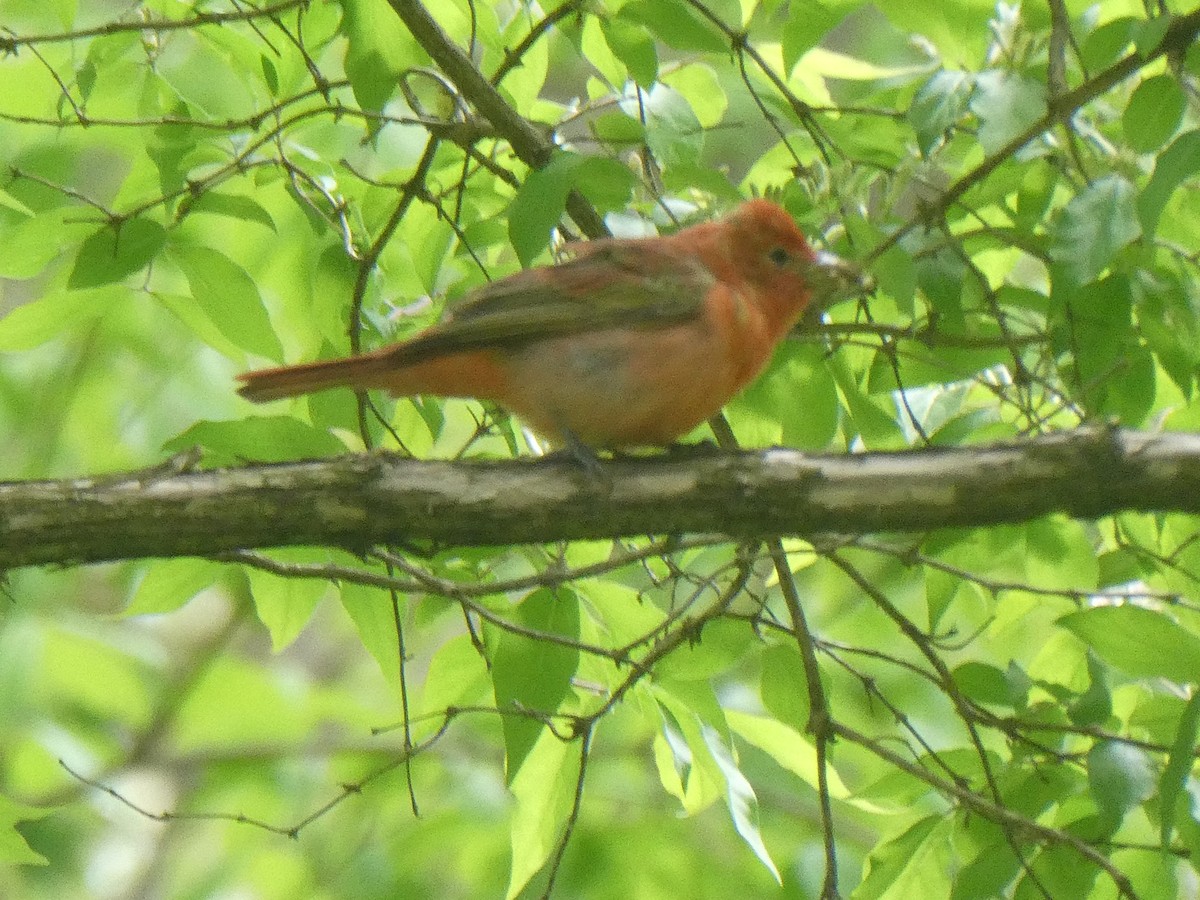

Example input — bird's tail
[237,350,399,402]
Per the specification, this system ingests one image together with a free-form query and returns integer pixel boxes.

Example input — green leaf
[497,10,550,111]
[833,363,906,448]
[662,163,742,200]
[155,28,259,118]
[508,153,585,266]
[52,0,74,29]
[783,0,862,72]
[156,292,249,362]
[588,110,646,145]
[651,684,725,814]
[1097,548,1148,589]
[601,15,658,87]
[1123,74,1185,153]
[579,15,625,87]
[1135,15,1171,57]
[125,558,223,616]
[952,661,1028,708]
[856,815,953,900]
[1160,692,1200,847]
[660,63,727,128]
[1119,852,1179,900]
[0,795,48,867]
[339,580,403,690]
[491,588,580,782]
[1050,176,1141,287]
[1088,739,1156,832]
[1139,270,1200,395]
[163,417,348,465]
[655,618,751,680]
[419,633,491,720]
[926,566,965,631]
[1026,517,1099,595]
[245,553,330,651]
[736,342,838,450]
[1018,838,1104,899]
[174,653,307,752]
[1015,159,1057,229]
[631,83,705,169]
[0,288,110,350]
[701,724,780,883]
[969,71,1046,155]
[653,728,687,804]
[870,242,917,311]
[1101,345,1156,426]
[727,709,852,800]
[341,0,417,113]
[259,54,278,94]
[618,0,727,53]
[1157,515,1200,609]
[67,218,167,289]
[1063,275,1138,417]
[1081,17,1138,71]
[803,7,931,92]
[1067,652,1112,727]
[572,156,637,210]
[506,730,574,900]
[39,629,153,723]
[169,242,284,361]
[909,70,973,155]
[508,154,634,265]
[760,644,811,730]
[0,208,87,278]
[1058,605,1200,684]
[0,187,33,217]
[950,822,1020,899]
[1138,130,1200,237]
[189,192,277,231]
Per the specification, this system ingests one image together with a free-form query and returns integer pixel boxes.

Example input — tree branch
[867,6,1200,262]
[386,0,608,239]
[0,0,308,51]
[3,428,1200,569]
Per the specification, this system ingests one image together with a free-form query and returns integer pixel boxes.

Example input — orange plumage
[238,199,849,447]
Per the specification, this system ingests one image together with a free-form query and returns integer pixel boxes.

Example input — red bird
[238,199,856,448]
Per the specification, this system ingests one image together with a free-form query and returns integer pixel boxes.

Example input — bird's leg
[559,427,607,479]
[532,425,609,480]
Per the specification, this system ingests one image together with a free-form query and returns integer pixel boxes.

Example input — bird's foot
[661,439,722,458]
[539,429,611,486]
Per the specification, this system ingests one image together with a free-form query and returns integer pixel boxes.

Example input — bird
[237,199,859,449]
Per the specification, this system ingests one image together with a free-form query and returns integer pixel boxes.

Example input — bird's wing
[388,239,716,363]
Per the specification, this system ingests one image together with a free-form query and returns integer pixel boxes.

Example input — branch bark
[3,427,1200,569]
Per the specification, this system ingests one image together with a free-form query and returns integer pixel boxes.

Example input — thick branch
[2,428,1200,569]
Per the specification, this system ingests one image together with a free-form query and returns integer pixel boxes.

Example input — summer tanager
[237,199,855,448]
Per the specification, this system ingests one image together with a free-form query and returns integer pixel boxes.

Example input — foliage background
[2,0,1200,897]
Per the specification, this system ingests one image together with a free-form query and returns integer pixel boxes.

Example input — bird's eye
[768,247,790,267]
